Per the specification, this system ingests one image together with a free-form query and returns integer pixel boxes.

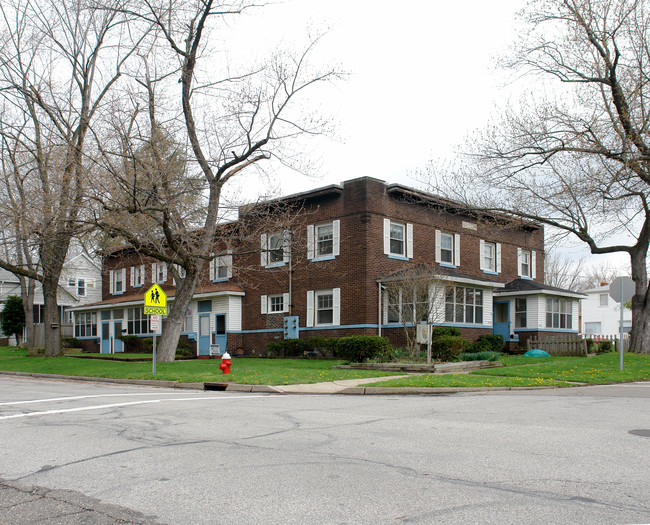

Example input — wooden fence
[526,335,587,356]
[584,334,630,352]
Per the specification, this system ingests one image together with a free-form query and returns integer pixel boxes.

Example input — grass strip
[0,347,401,385]
[368,374,569,388]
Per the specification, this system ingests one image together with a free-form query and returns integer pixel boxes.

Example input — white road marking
[0,395,269,420]
[0,392,201,406]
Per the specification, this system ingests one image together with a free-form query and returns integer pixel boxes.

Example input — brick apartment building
[71,177,584,355]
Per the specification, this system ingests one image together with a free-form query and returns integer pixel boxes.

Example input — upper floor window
[546,297,572,329]
[261,232,289,267]
[435,230,460,267]
[444,285,483,324]
[480,241,501,274]
[383,219,413,259]
[131,265,145,287]
[599,293,608,306]
[518,248,536,279]
[210,252,232,281]
[307,221,340,260]
[306,288,341,327]
[77,279,85,297]
[110,269,126,294]
[152,263,167,284]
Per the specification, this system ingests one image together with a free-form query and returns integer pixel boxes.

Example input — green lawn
[372,352,650,387]
[0,347,400,385]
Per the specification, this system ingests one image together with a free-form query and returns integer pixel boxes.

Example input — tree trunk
[628,249,649,354]
[42,274,61,356]
[156,266,203,362]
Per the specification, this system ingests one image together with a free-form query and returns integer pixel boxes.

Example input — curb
[0,370,563,395]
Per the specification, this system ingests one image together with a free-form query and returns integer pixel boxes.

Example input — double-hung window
[306,288,341,326]
[518,249,536,279]
[110,269,126,294]
[210,252,232,281]
[599,294,608,306]
[307,221,340,260]
[435,231,460,267]
[131,265,145,287]
[383,219,413,259]
[480,241,501,274]
[515,298,527,328]
[260,293,290,314]
[152,263,167,284]
[546,298,572,329]
[261,232,289,266]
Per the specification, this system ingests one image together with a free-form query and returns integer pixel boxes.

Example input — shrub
[266,339,310,357]
[459,351,500,362]
[61,337,81,349]
[118,335,153,353]
[335,335,391,363]
[308,336,338,357]
[430,335,470,362]
[175,338,194,357]
[598,340,613,353]
[431,326,461,340]
[585,338,594,352]
[469,334,504,353]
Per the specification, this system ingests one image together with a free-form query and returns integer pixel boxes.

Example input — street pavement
[1,375,649,524]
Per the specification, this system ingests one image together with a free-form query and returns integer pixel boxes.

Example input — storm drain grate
[628,429,650,438]
[204,382,228,391]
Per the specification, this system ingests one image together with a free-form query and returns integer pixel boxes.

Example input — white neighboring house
[0,268,21,341]
[581,282,632,337]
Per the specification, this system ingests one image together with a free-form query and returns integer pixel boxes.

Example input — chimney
[600,281,608,287]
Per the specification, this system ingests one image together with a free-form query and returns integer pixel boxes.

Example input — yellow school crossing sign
[144,284,167,315]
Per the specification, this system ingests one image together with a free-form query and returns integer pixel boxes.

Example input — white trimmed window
[210,252,233,281]
[546,298,573,329]
[127,307,150,334]
[261,232,289,266]
[130,265,145,287]
[480,241,501,273]
[307,221,340,259]
[152,263,167,284]
[599,293,608,306]
[435,230,461,267]
[518,249,536,279]
[515,298,527,328]
[110,269,126,294]
[74,312,97,337]
[260,293,290,314]
[383,219,413,258]
[306,288,341,326]
[444,285,484,324]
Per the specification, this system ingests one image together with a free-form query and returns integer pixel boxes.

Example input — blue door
[101,322,110,353]
[214,314,227,354]
[198,314,210,356]
[113,321,123,353]
[493,302,510,341]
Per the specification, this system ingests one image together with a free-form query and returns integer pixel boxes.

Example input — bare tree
[92,1,337,362]
[428,0,650,353]
[0,0,144,356]
[380,264,448,359]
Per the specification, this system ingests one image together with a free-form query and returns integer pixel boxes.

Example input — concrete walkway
[274,374,410,393]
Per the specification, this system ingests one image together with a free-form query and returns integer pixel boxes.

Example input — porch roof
[378,265,505,289]
[494,278,586,299]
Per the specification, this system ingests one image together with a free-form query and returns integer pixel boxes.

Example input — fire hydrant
[218,352,232,375]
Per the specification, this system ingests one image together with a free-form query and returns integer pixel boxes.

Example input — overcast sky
[221,0,628,270]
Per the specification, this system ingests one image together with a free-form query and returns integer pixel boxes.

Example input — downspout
[378,282,383,337]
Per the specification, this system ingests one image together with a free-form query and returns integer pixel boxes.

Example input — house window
[316,291,334,325]
[127,307,150,334]
[268,233,284,264]
[436,231,460,267]
[585,322,601,334]
[112,269,125,294]
[210,253,232,281]
[152,263,167,284]
[316,223,334,256]
[183,310,193,332]
[599,294,608,306]
[307,221,340,260]
[482,242,498,272]
[386,290,400,323]
[519,249,532,277]
[261,232,289,266]
[546,298,572,329]
[444,286,483,324]
[261,293,289,314]
[132,265,145,287]
[75,312,97,337]
[68,278,75,287]
[77,279,85,297]
[386,287,430,324]
[515,298,527,328]
[389,222,405,256]
[383,219,413,259]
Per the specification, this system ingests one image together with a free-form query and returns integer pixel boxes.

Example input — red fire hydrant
[218,352,232,375]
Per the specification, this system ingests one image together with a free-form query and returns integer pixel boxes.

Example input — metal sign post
[144,285,167,376]
[609,276,634,371]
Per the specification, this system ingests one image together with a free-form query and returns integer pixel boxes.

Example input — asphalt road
[1,377,649,524]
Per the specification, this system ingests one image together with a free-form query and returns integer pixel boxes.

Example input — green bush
[469,334,504,353]
[61,337,81,349]
[430,335,470,362]
[175,338,194,357]
[598,340,613,353]
[266,339,310,357]
[336,335,391,363]
[308,336,338,357]
[459,351,500,362]
[431,326,461,340]
[585,338,594,351]
[118,335,153,353]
